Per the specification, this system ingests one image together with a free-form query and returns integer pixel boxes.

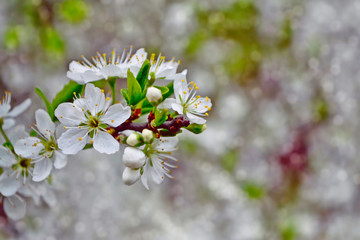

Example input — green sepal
[136,59,150,91]
[127,69,143,106]
[52,81,83,117]
[141,107,153,115]
[35,87,54,120]
[30,130,38,137]
[155,86,169,95]
[185,123,207,134]
[83,144,93,150]
[154,109,168,127]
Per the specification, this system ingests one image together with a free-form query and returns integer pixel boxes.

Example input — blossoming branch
[0,46,212,220]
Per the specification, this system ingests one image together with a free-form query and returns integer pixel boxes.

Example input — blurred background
[1,0,360,239]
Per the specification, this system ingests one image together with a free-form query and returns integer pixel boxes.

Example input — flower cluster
[0,46,212,220]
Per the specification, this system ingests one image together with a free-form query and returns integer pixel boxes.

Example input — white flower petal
[158,98,176,109]
[0,174,21,197]
[171,103,184,114]
[14,137,43,158]
[55,103,86,126]
[7,99,31,117]
[154,137,179,152]
[42,188,56,207]
[186,112,206,124]
[58,129,88,154]
[141,161,150,190]
[2,118,15,130]
[4,196,26,220]
[32,158,53,182]
[0,147,16,167]
[93,130,119,154]
[84,84,106,115]
[173,70,189,103]
[188,97,212,114]
[100,64,122,78]
[35,109,55,138]
[101,104,131,127]
[54,151,68,169]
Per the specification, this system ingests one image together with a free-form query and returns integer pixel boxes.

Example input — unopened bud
[122,147,146,168]
[126,132,143,147]
[122,167,141,185]
[142,129,154,143]
[146,87,162,105]
[185,123,207,134]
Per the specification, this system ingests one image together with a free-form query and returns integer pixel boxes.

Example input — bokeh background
[1,0,360,239]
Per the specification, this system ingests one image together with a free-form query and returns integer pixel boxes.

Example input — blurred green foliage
[280,222,297,240]
[40,27,65,56]
[221,148,239,173]
[241,180,264,200]
[3,26,23,50]
[186,0,293,85]
[59,0,89,24]
[2,0,89,61]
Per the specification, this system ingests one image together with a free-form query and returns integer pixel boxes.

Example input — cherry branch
[112,115,190,137]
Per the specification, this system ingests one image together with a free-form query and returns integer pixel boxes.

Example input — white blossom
[149,53,179,80]
[0,91,31,130]
[121,137,179,189]
[159,71,212,124]
[67,47,147,84]
[14,109,67,182]
[55,84,131,154]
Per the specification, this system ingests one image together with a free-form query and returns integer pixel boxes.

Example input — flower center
[19,158,32,169]
[88,115,100,129]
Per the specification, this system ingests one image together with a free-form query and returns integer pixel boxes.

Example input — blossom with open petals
[55,84,131,154]
[160,71,212,124]
[121,136,179,189]
[0,91,31,130]
[149,53,179,80]
[67,46,147,84]
[14,109,67,182]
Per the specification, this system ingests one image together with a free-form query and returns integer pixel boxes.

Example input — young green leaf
[121,89,130,105]
[136,59,150,91]
[52,81,83,112]
[154,109,168,127]
[35,87,54,120]
[127,69,143,106]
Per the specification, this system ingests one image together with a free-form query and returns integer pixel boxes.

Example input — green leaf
[241,181,264,200]
[136,60,150,91]
[127,69,143,106]
[35,87,54,120]
[141,107,153,115]
[154,109,168,127]
[52,81,83,113]
[121,89,130,104]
